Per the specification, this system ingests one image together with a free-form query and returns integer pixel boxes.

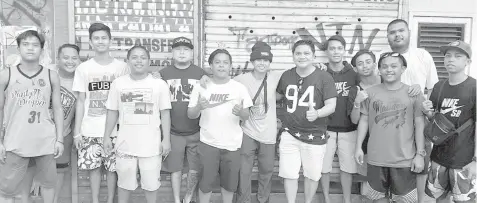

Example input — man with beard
[386,19,439,203]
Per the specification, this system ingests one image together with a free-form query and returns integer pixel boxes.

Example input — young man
[349,50,381,176]
[355,52,426,203]
[423,40,476,203]
[0,30,64,203]
[321,35,360,203]
[72,23,129,203]
[103,45,171,203]
[277,40,337,203]
[21,44,81,203]
[386,19,439,202]
[188,49,253,203]
[160,37,206,203]
[234,42,283,203]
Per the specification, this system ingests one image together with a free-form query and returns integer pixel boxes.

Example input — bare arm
[355,114,369,149]
[103,110,119,140]
[318,97,337,118]
[351,103,360,124]
[0,69,8,145]
[187,105,201,119]
[414,116,425,152]
[160,109,171,147]
[74,92,86,136]
[50,71,64,143]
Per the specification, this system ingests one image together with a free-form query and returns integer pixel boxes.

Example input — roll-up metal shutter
[203,0,402,72]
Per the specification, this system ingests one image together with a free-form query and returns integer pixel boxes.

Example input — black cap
[172,37,193,49]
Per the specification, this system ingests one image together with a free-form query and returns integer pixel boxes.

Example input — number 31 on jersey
[285,85,315,113]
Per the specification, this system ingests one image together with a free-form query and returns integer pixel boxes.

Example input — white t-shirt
[380,47,439,93]
[188,80,253,151]
[106,75,171,157]
[401,48,439,92]
[234,71,283,144]
[72,58,129,137]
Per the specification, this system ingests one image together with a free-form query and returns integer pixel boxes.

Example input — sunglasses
[380,52,401,58]
[378,52,407,68]
[297,77,305,94]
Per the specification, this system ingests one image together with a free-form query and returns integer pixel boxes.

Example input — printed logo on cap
[175,38,191,44]
[261,52,269,56]
[450,41,460,46]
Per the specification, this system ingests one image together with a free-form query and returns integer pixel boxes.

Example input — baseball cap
[440,40,472,58]
[351,49,376,67]
[172,37,193,49]
[325,35,346,49]
[250,42,273,62]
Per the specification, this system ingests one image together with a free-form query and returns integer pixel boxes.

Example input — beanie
[250,42,273,62]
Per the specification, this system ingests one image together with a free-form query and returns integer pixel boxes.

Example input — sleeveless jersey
[3,65,56,157]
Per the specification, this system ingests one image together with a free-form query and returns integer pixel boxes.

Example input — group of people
[0,18,474,203]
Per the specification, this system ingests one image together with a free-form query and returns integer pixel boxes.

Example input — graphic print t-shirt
[361,84,424,167]
[277,68,337,145]
[429,78,476,168]
[72,58,129,137]
[106,75,171,157]
[47,66,77,137]
[234,71,283,144]
[188,80,253,151]
[58,77,76,137]
[160,64,206,136]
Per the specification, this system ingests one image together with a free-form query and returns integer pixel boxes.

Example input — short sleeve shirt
[106,75,171,157]
[72,58,129,137]
[160,64,206,136]
[234,71,283,144]
[188,80,253,151]
[361,84,424,167]
[277,67,337,145]
[429,77,476,168]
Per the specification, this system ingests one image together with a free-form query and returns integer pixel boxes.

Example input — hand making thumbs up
[354,86,368,104]
[306,99,320,122]
[198,92,210,110]
[233,99,244,116]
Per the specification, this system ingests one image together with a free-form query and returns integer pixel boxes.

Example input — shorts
[116,153,162,191]
[278,131,327,182]
[365,164,417,203]
[77,136,116,172]
[0,152,57,197]
[198,142,240,193]
[163,133,200,173]
[426,161,476,202]
[56,133,74,172]
[322,131,357,174]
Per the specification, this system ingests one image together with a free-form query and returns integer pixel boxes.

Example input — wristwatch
[416,150,427,157]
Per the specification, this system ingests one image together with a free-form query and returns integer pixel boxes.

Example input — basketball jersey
[3,65,56,157]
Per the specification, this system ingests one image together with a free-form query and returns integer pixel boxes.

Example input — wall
[0,0,58,69]
[74,0,195,68]
[408,0,477,78]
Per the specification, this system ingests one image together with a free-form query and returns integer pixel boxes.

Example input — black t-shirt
[430,77,476,168]
[277,67,337,145]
